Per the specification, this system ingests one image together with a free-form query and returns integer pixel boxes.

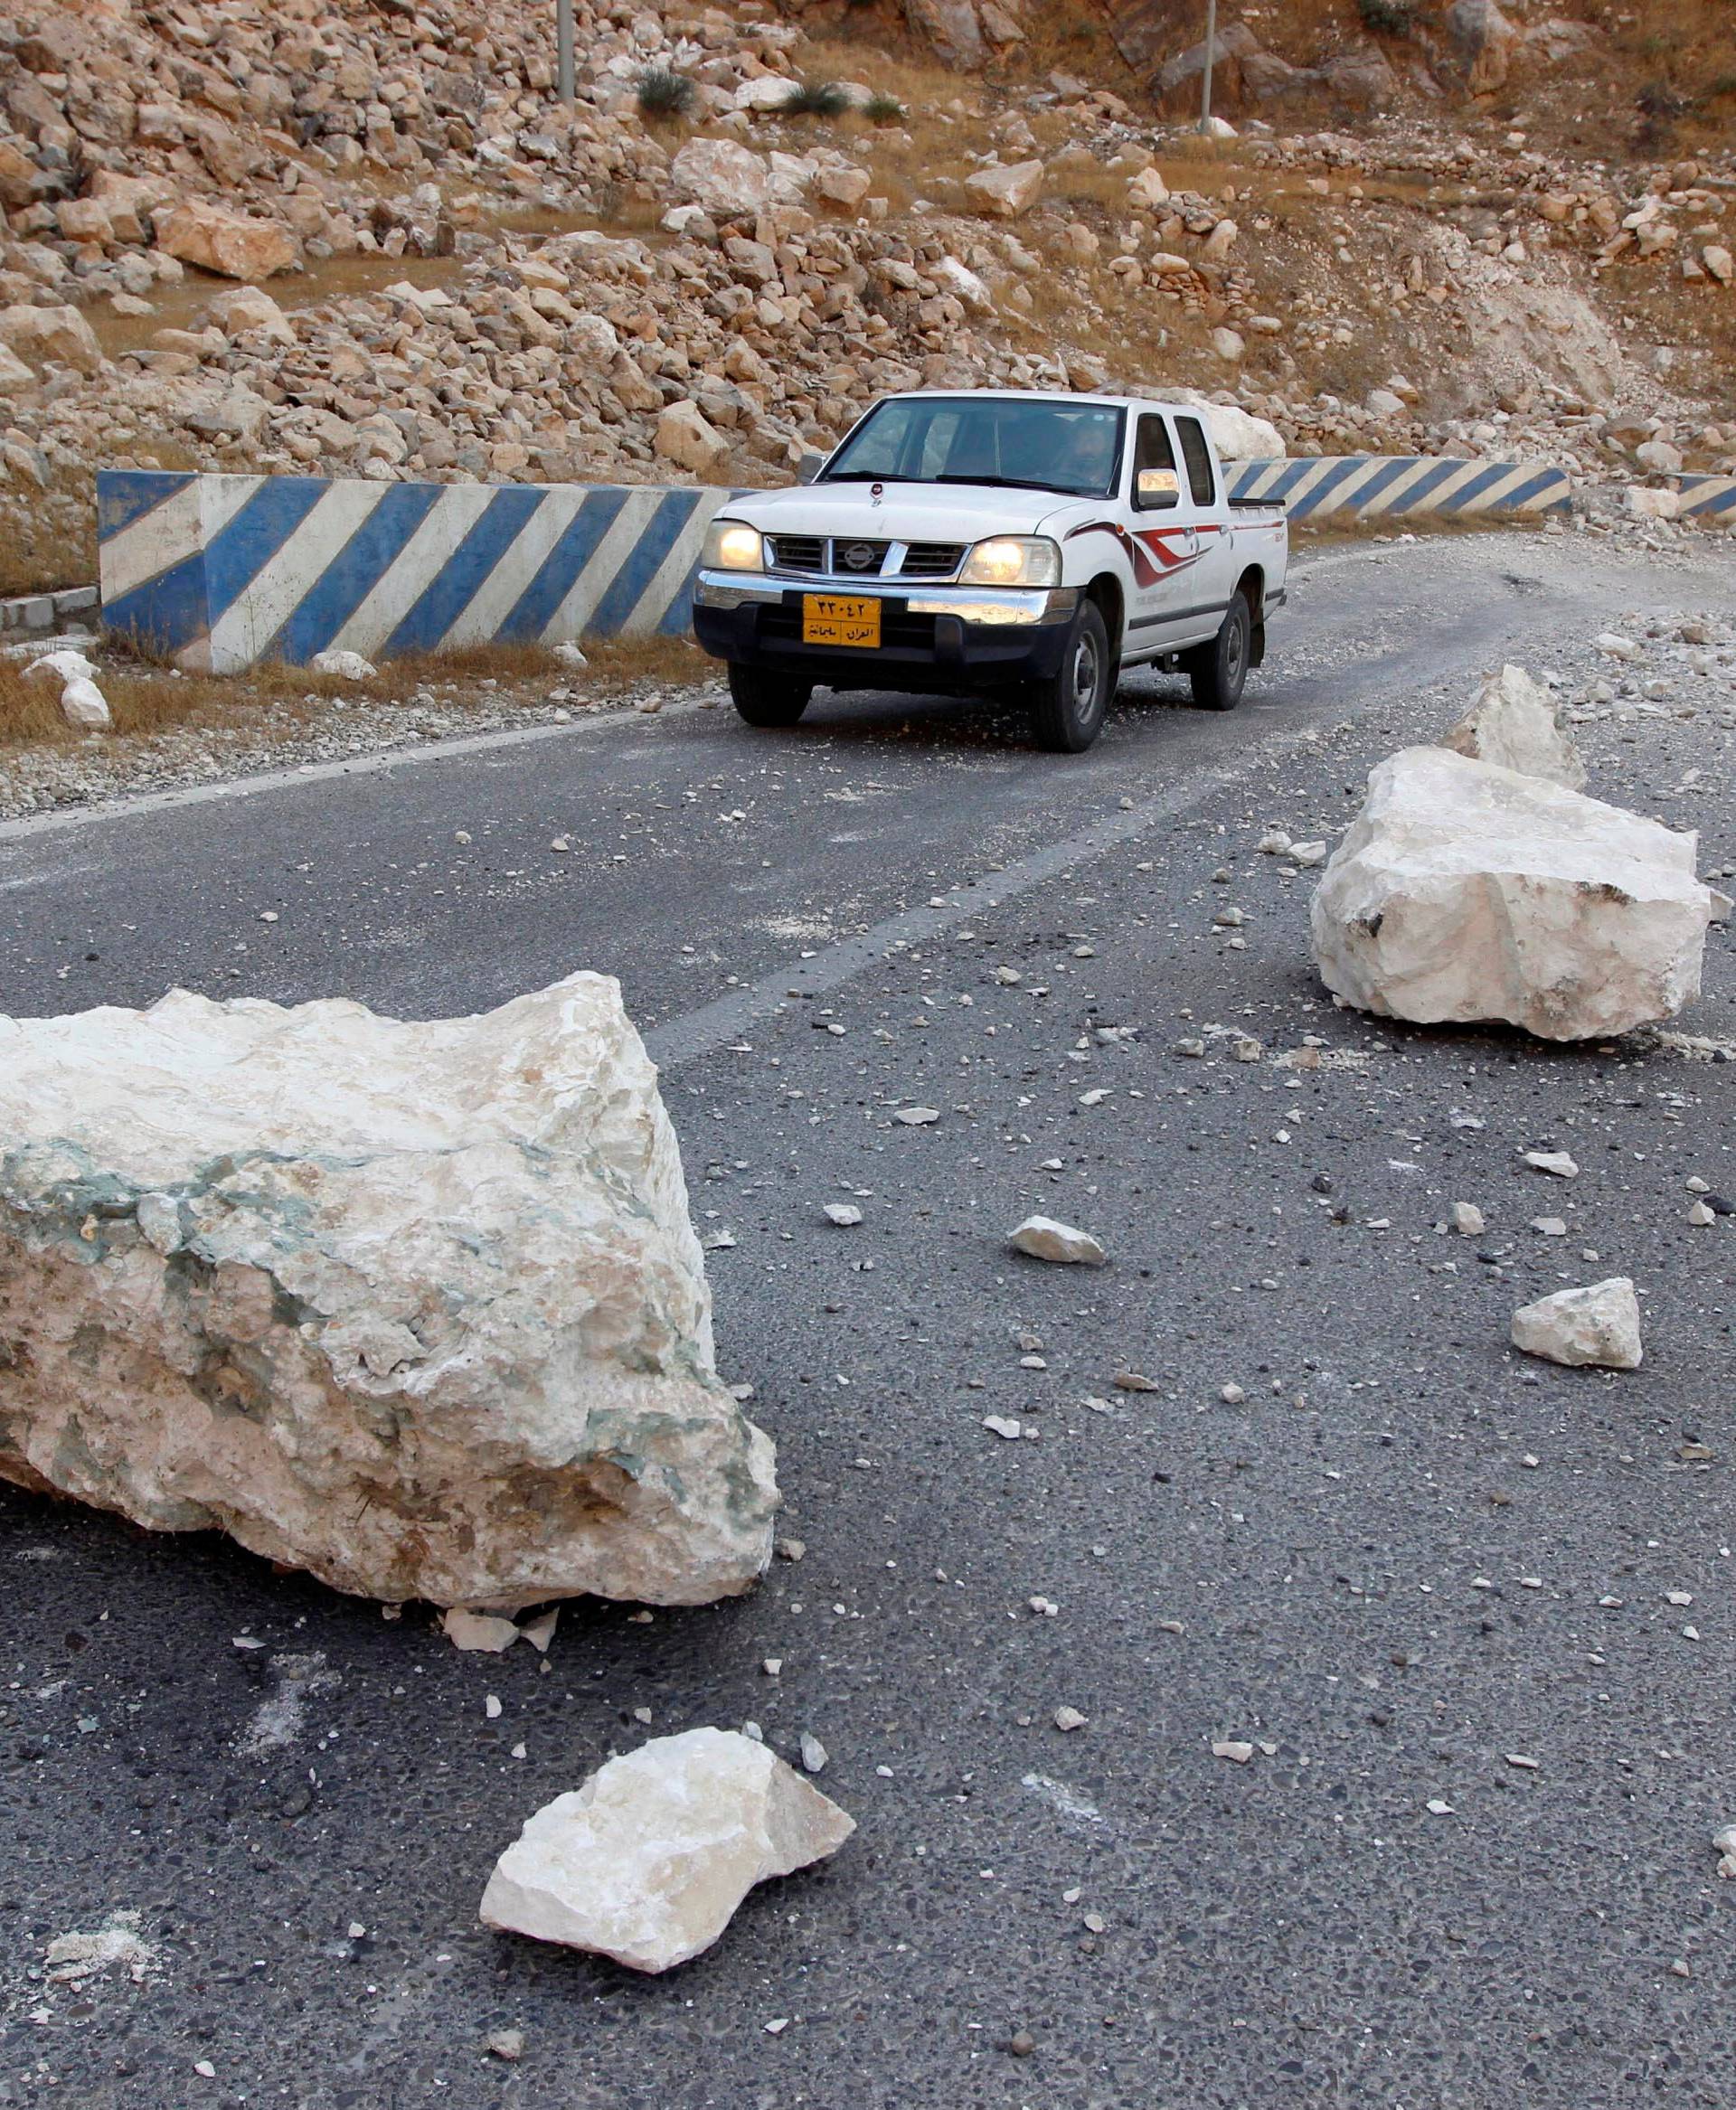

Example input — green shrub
[636,66,695,119]
[1357,0,1415,33]
[864,91,907,124]
[781,80,851,118]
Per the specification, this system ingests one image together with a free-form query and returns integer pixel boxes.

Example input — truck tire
[730,664,813,728]
[1185,592,1251,712]
[1028,601,1111,754]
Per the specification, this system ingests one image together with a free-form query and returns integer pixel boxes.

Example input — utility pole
[556,0,574,101]
[1199,0,1217,133]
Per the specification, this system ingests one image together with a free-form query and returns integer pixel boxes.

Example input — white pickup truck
[693,389,1288,752]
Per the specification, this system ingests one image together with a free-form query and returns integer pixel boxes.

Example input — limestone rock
[1448,0,1519,92]
[207,285,297,345]
[1511,1278,1643,1369]
[0,344,34,394]
[670,138,788,219]
[906,0,987,66]
[0,975,778,1610]
[0,304,103,378]
[1008,1216,1109,1266]
[1440,664,1586,790]
[309,648,377,681]
[155,199,300,279]
[656,400,731,476]
[965,160,1044,219]
[1310,748,1713,1041]
[480,1728,854,1972]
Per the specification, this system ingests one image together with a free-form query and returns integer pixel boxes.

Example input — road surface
[2,530,1733,2110]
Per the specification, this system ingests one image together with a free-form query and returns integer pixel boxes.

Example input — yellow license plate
[803,595,881,648]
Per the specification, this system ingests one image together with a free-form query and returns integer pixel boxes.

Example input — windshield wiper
[930,474,1101,496]
[820,470,901,482]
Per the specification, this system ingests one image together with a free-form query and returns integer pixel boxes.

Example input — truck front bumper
[692,574,1081,694]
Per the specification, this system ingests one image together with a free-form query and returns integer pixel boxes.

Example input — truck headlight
[958,535,1061,589]
[703,520,765,572]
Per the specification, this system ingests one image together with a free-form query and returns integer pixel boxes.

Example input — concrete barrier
[98,469,734,674]
[98,455,1581,673]
[1672,474,1736,522]
[1227,455,1572,520]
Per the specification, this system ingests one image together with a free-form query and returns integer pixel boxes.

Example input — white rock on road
[479,1728,854,1973]
[0,974,778,1610]
[1309,747,1714,1041]
[1511,1278,1644,1369]
[1007,1216,1108,1266]
[1440,664,1586,790]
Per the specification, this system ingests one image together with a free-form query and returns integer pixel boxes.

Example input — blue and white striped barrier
[1227,455,1571,520]
[98,455,1586,674]
[98,469,734,674]
[1672,474,1736,522]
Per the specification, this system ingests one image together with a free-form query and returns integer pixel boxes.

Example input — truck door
[1171,411,1239,625]
[1122,410,1216,653]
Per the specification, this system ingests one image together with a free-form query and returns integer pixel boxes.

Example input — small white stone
[479,1729,854,1973]
[1212,1739,1254,1764]
[983,1415,1023,1440]
[824,1203,863,1226]
[1511,1278,1643,1370]
[1525,1152,1579,1178]
[1007,1215,1108,1266]
[799,1732,828,1774]
[1451,1202,1486,1236]
[893,1106,940,1126]
[1053,1706,1088,1732]
[443,1608,520,1653]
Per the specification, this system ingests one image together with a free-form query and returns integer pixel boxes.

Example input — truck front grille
[898,542,966,579]
[769,535,826,573]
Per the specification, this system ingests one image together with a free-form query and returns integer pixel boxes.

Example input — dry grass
[0,633,712,758]
[579,632,712,688]
[1,640,571,753]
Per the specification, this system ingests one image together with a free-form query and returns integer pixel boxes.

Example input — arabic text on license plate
[803,595,880,648]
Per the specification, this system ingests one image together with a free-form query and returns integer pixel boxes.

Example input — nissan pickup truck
[692,389,1288,752]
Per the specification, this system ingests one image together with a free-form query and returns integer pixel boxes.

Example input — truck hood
[721,481,1093,546]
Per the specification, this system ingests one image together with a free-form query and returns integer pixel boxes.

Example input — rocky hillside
[0,0,1731,597]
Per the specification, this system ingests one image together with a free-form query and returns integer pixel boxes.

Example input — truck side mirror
[1136,467,1179,510]
[796,451,826,485]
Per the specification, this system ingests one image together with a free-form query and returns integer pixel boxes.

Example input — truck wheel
[1185,592,1251,712]
[1028,602,1111,754]
[730,664,812,728]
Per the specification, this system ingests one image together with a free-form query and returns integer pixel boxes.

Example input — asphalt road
[2,531,1734,2110]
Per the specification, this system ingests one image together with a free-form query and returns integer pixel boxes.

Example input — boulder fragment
[965,160,1045,219]
[1309,748,1714,1040]
[1440,664,1586,791]
[155,199,300,279]
[1007,1216,1108,1266]
[1511,1278,1643,1369]
[0,975,778,1609]
[479,1728,854,1972]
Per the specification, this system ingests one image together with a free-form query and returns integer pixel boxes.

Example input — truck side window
[1175,417,1215,506]
[1132,414,1179,511]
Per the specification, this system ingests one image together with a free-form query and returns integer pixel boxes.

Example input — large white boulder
[1511,1278,1643,1368]
[1310,747,1714,1041]
[670,137,797,218]
[1440,664,1586,790]
[480,1729,854,1972]
[0,975,778,1609]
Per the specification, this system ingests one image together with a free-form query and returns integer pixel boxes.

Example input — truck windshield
[822,397,1126,500]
